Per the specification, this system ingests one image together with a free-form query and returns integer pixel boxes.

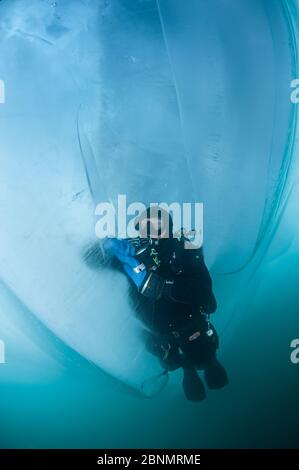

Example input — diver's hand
[103,238,193,303]
[104,237,164,298]
[127,237,159,271]
[103,238,147,289]
[127,237,150,253]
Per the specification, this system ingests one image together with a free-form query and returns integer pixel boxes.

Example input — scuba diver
[103,206,228,401]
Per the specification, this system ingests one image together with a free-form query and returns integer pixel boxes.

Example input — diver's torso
[149,238,201,335]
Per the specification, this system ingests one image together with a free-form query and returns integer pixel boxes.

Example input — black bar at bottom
[0,449,297,467]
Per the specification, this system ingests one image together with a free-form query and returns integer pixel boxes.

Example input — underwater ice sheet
[0,0,297,395]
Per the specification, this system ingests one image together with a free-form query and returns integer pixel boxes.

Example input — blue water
[0,0,299,448]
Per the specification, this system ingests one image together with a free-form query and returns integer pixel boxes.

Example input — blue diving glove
[103,238,167,299]
[103,238,147,289]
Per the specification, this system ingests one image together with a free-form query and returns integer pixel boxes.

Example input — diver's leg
[204,357,228,389]
[202,328,228,389]
[177,324,227,393]
[143,331,182,371]
[170,344,206,401]
[181,364,206,401]
[159,340,183,371]
[143,330,206,400]
[182,327,228,389]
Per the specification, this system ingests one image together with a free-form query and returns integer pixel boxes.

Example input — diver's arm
[182,243,217,313]
[103,238,147,289]
[139,271,168,299]
[103,238,165,299]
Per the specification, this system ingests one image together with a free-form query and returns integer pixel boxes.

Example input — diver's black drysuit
[104,218,228,401]
[128,235,228,400]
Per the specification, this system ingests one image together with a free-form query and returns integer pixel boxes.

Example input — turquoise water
[0,0,299,448]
